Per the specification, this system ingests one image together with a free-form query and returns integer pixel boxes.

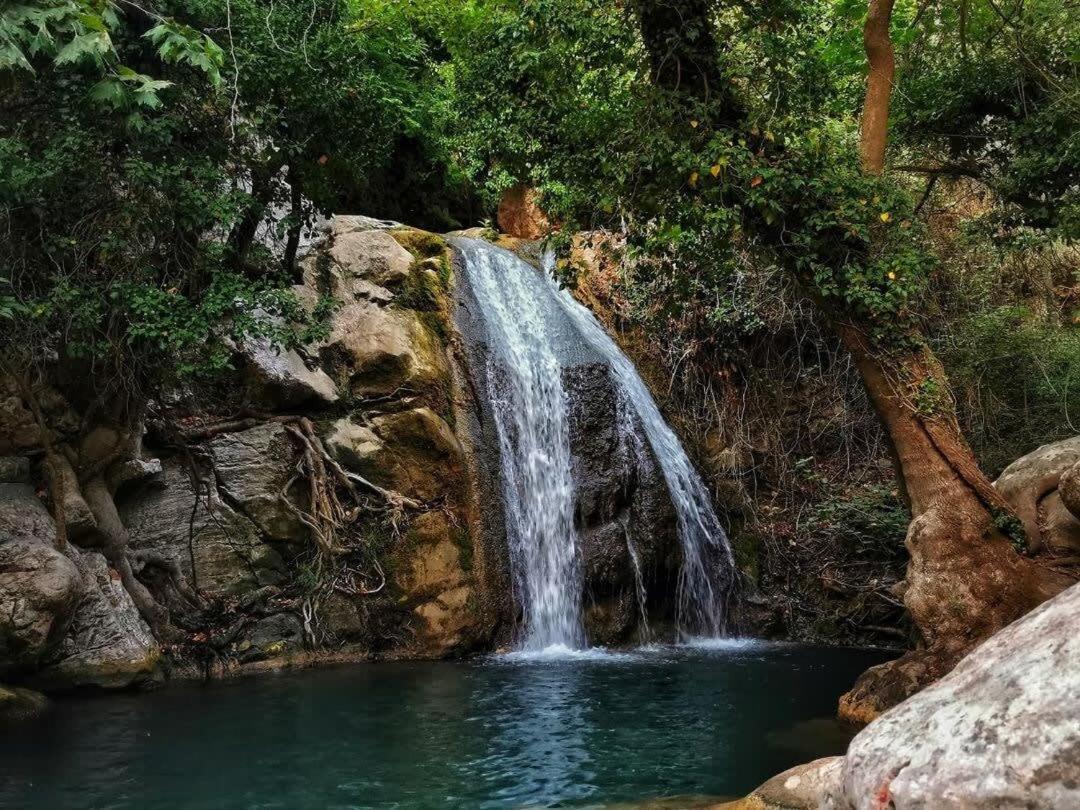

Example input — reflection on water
[0,642,891,810]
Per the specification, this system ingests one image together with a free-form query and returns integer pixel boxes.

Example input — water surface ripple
[0,643,891,809]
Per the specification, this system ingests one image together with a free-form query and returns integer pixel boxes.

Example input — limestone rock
[328,229,413,288]
[324,214,400,237]
[319,301,448,399]
[0,484,82,675]
[208,423,308,542]
[330,408,463,503]
[719,757,844,810]
[241,336,339,409]
[833,580,1080,809]
[120,460,285,598]
[325,418,382,472]
[995,436,1080,552]
[400,511,467,595]
[35,547,159,690]
[413,585,474,652]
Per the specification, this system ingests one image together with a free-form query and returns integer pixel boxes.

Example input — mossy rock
[389,227,447,259]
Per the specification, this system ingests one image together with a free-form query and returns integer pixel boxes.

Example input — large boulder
[208,423,309,543]
[319,301,448,399]
[328,229,413,288]
[0,484,82,675]
[832,580,1080,809]
[120,460,286,598]
[718,757,844,810]
[328,408,463,503]
[240,336,339,410]
[995,436,1080,553]
[303,227,412,299]
[35,547,159,690]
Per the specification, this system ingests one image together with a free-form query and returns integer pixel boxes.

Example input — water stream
[453,238,735,647]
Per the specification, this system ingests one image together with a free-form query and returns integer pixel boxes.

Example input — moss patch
[390,227,447,259]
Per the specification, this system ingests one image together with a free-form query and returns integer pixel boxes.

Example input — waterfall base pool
[1,642,891,809]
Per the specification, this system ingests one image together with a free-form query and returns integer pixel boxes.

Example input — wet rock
[247,612,304,656]
[0,484,82,675]
[995,436,1080,552]
[330,408,463,503]
[833,581,1080,809]
[35,547,159,690]
[120,460,286,598]
[240,336,339,409]
[208,423,309,542]
[319,301,448,399]
[0,684,48,721]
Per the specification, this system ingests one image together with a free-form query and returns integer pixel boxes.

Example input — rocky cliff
[0,216,503,691]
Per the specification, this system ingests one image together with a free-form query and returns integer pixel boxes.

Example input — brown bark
[835,328,1070,722]
[859,0,896,175]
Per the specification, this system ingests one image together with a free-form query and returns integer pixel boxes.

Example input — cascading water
[453,238,585,651]
[542,251,737,638]
[453,237,735,648]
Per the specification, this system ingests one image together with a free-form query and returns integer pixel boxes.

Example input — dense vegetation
[1,0,1077,714]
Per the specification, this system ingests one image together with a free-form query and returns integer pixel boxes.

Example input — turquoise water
[0,641,889,809]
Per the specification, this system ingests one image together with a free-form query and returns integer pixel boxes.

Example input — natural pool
[0,640,890,809]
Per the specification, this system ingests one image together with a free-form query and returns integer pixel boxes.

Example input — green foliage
[939,305,1080,473]
[811,484,910,559]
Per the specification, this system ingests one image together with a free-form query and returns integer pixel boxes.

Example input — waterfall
[542,251,737,638]
[453,237,735,647]
[454,239,585,651]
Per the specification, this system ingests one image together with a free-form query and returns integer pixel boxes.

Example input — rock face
[497,186,551,240]
[828,580,1080,809]
[208,423,309,543]
[995,436,1080,553]
[120,461,285,599]
[241,336,339,409]
[320,301,448,400]
[34,547,160,690]
[330,408,464,503]
[563,364,678,643]
[0,485,82,675]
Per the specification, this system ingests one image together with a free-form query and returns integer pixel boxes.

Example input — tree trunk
[632,0,741,123]
[83,474,183,643]
[834,328,1070,722]
[859,0,896,175]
